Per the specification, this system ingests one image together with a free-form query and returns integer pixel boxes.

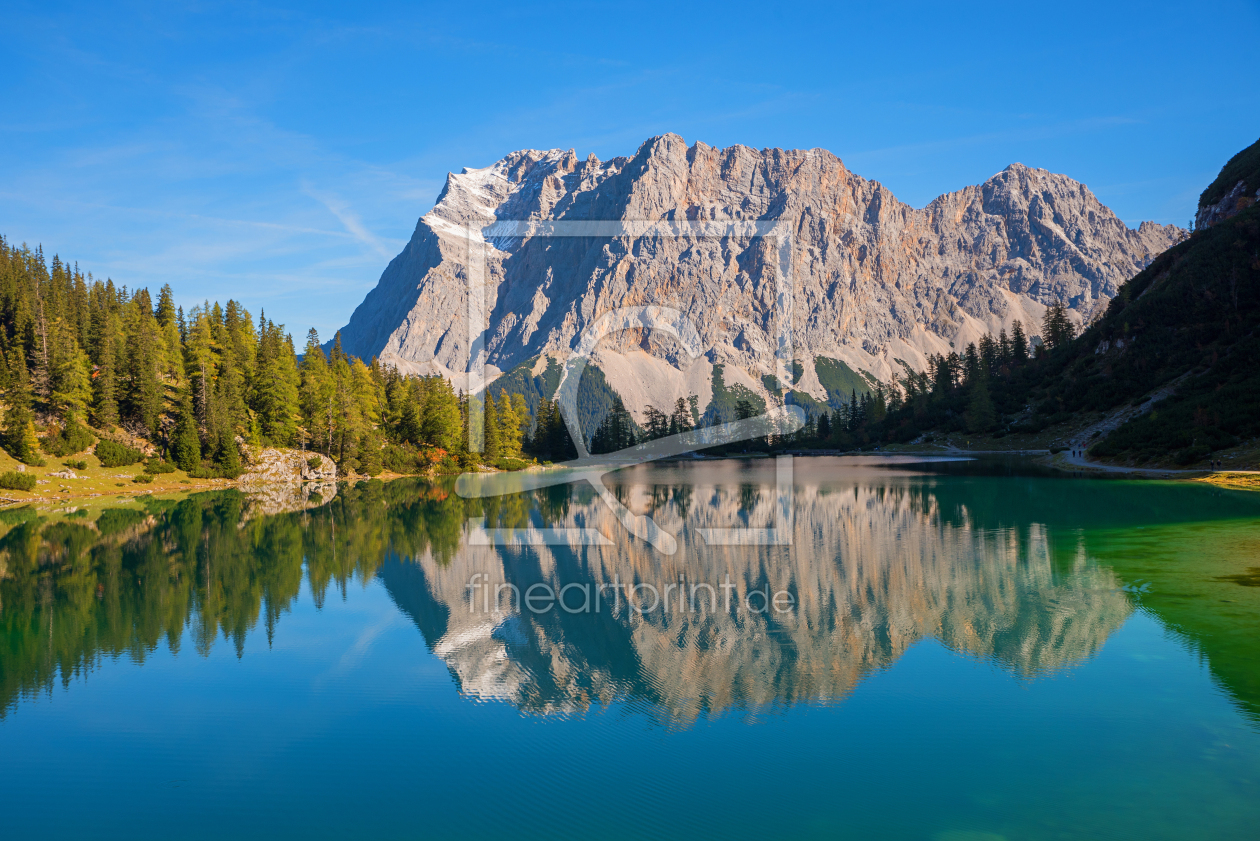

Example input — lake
[2,456,1258,840]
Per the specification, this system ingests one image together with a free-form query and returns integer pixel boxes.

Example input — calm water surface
[2,457,1259,840]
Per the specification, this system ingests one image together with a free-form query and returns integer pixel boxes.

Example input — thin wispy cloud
[303,183,405,260]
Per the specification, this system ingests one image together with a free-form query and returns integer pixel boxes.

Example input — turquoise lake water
[1,457,1258,839]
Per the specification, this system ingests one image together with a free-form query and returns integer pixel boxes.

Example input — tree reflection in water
[2,461,1258,725]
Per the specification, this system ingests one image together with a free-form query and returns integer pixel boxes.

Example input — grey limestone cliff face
[336,134,1184,412]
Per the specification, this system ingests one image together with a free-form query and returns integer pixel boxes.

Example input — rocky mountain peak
[335,135,1186,417]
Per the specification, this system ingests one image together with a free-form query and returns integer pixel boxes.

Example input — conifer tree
[52,342,92,418]
[497,392,522,457]
[122,290,163,434]
[1041,304,1075,351]
[643,405,669,439]
[155,284,177,328]
[669,397,693,434]
[2,374,42,466]
[997,328,1012,367]
[978,334,996,375]
[868,384,888,424]
[356,428,383,476]
[591,397,635,454]
[331,352,361,465]
[397,380,423,445]
[31,298,52,403]
[299,329,334,453]
[172,389,201,471]
[965,376,997,433]
[482,394,501,460]
[91,304,120,427]
[510,394,530,448]
[421,375,462,451]
[214,429,242,478]
[964,343,981,382]
[252,318,300,446]
[1010,320,1028,362]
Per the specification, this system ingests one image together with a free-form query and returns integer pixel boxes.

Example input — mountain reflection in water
[384,461,1130,723]
[2,458,1258,725]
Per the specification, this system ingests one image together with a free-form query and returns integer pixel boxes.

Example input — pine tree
[978,334,996,376]
[398,380,423,445]
[964,342,981,383]
[3,374,43,466]
[299,329,334,453]
[643,405,669,439]
[252,318,300,446]
[496,392,521,457]
[421,375,461,451]
[155,284,177,327]
[1010,320,1028,362]
[52,341,92,419]
[868,384,888,425]
[330,352,363,466]
[122,290,163,434]
[214,429,242,478]
[1042,304,1076,351]
[482,394,501,460]
[1042,304,1060,350]
[997,328,1012,367]
[31,298,52,403]
[965,376,997,433]
[356,428,383,476]
[590,397,635,454]
[509,393,530,454]
[91,305,120,428]
[669,397,693,434]
[172,389,201,471]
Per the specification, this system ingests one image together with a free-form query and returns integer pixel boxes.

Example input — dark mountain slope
[1082,205,1260,462]
[857,180,1260,466]
[1197,136,1260,227]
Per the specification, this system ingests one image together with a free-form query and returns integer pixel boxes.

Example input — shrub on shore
[0,471,37,491]
[95,439,145,468]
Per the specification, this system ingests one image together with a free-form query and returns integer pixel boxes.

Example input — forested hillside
[0,236,576,477]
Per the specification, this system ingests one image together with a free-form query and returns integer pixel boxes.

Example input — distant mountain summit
[335,134,1184,415]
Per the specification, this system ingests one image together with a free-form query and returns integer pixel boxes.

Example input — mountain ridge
[336,134,1184,417]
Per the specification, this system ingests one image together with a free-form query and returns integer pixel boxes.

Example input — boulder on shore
[239,448,337,486]
[238,448,338,520]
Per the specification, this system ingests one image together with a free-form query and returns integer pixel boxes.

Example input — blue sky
[2,0,1258,338]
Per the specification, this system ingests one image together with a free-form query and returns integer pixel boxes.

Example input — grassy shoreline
[7,441,1257,517]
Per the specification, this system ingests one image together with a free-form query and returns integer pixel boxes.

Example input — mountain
[865,136,1260,468]
[1049,162,1260,465]
[336,134,1184,417]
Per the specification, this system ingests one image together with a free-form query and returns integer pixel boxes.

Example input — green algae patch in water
[1217,567,1260,587]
